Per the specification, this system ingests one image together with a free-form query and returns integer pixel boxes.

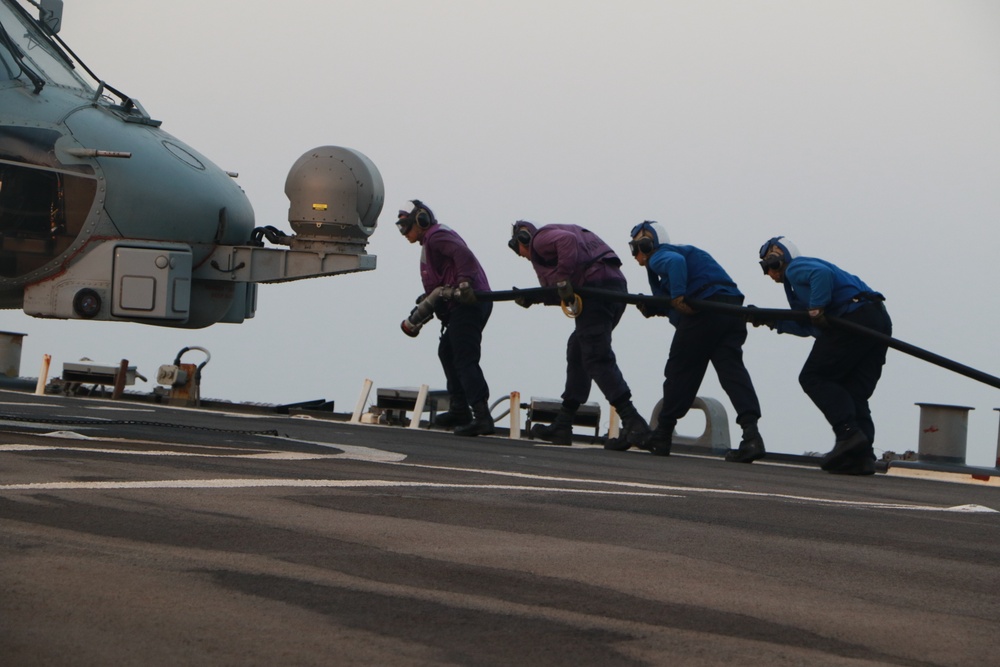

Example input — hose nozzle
[401,315,428,337]
[400,290,441,337]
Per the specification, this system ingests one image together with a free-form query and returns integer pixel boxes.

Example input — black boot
[641,426,673,456]
[455,401,495,437]
[618,401,651,445]
[820,425,869,471]
[531,408,575,446]
[433,402,472,429]
[603,402,650,451]
[827,448,877,476]
[726,421,766,463]
[603,401,631,450]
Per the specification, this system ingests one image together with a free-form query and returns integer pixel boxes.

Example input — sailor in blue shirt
[757,236,892,475]
[610,221,765,462]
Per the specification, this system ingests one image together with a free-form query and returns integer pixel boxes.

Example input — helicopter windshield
[0,0,92,92]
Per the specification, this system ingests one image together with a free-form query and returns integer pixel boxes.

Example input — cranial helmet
[508,220,537,254]
[396,199,436,235]
[758,235,800,273]
[628,220,670,256]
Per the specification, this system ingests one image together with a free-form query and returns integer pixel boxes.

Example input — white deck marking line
[389,462,999,513]
[0,401,62,407]
[0,440,405,463]
[259,436,406,462]
[2,442,994,513]
[0,478,677,497]
[327,444,406,462]
[1,444,343,461]
[0,475,990,512]
[39,431,96,440]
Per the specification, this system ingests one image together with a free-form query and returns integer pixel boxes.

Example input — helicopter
[0,0,383,328]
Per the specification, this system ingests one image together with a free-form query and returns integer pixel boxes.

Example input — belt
[851,292,885,303]
[705,294,744,305]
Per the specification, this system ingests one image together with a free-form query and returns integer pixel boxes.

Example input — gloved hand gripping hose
[400,285,464,337]
[556,281,582,318]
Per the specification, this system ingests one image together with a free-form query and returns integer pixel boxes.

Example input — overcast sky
[10,0,1000,464]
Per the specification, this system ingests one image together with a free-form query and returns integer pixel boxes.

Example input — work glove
[671,296,695,316]
[513,287,532,309]
[744,305,773,329]
[457,282,476,305]
[809,308,830,330]
[636,302,662,318]
[636,295,670,318]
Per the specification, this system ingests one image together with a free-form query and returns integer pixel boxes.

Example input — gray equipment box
[112,246,192,320]
[62,361,138,386]
[376,387,450,424]
[527,397,602,438]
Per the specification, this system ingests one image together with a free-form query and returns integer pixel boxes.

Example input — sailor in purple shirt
[398,201,494,437]
[508,221,650,447]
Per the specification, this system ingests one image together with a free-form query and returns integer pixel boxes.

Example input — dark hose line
[472,284,1000,391]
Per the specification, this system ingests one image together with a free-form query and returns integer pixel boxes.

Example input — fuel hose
[475,284,1000,391]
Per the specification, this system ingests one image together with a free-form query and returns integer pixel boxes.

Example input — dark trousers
[799,302,892,443]
[562,281,630,408]
[438,302,492,406]
[658,305,761,429]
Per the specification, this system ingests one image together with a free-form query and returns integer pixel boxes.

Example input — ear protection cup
[406,199,435,229]
[759,253,784,274]
[414,207,432,229]
[508,224,533,254]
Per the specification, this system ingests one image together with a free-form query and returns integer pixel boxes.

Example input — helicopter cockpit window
[0,1,92,92]
[0,161,96,278]
[0,126,96,278]
[0,41,15,81]
[0,4,19,82]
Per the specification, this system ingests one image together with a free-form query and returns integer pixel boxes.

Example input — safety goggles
[396,213,415,235]
[628,237,654,257]
[508,226,532,254]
